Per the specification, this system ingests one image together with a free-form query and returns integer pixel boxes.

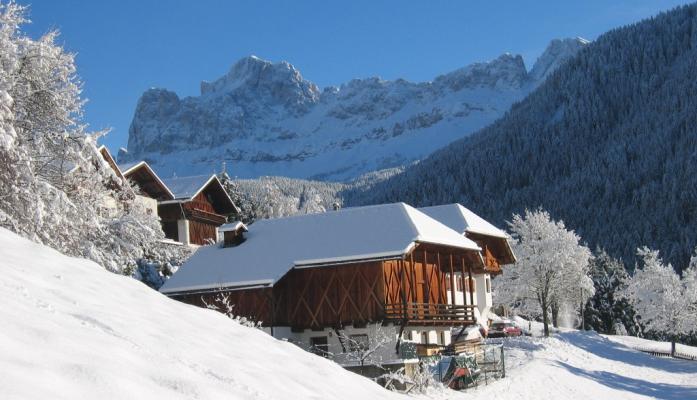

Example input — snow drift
[0,228,398,400]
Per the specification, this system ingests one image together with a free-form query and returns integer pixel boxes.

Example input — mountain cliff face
[123,39,587,181]
[348,4,697,269]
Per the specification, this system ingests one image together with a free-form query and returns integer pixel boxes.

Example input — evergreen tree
[348,3,697,272]
[583,248,640,335]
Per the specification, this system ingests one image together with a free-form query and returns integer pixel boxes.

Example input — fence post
[671,341,676,357]
[501,345,506,378]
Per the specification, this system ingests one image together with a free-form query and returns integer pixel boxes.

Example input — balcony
[182,203,227,224]
[384,303,476,326]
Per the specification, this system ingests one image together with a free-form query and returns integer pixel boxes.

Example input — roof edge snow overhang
[159,279,274,295]
[122,161,176,200]
[186,175,239,213]
[465,227,509,239]
[413,236,481,252]
[294,253,406,269]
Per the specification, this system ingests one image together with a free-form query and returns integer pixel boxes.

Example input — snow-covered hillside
[122,38,587,181]
[2,226,696,400]
[0,227,398,400]
[476,333,697,400]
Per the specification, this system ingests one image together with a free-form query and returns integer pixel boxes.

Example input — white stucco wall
[474,273,493,323]
[269,323,454,366]
[177,219,190,245]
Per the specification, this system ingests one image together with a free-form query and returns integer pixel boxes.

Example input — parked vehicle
[488,321,522,338]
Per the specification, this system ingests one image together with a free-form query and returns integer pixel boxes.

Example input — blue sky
[23,0,692,151]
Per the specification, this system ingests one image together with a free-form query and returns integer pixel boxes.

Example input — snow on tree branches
[621,247,697,338]
[494,209,593,337]
[0,2,189,275]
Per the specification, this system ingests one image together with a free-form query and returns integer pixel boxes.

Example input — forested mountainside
[121,39,586,181]
[347,4,697,270]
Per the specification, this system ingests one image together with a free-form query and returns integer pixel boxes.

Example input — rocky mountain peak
[124,39,585,180]
[434,53,528,91]
[199,55,320,107]
[529,37,589,82]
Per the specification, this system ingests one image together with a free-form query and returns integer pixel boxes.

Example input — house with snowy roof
[98,149,238,246]
[160,202,490,371]
[419,204,516,325]
[157,175,239,245]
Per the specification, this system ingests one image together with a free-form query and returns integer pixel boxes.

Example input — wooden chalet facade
[161,203,492,364]
[97,148,238,246]
[419,204,516,324]
[169,243,484,331]
[159,175,238,245]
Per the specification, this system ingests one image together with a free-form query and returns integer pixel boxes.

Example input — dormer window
[220,221,248,248]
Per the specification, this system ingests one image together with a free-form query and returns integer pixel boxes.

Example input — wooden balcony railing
[384,303,476,326]
[182,203,227,224]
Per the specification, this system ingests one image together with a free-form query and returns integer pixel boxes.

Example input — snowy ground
[2,226,696,399]
[0,228,399,400]
[463,332,697,400]
[605,335,697,359]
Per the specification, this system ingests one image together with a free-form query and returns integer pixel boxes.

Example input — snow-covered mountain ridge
[123,38,587,181]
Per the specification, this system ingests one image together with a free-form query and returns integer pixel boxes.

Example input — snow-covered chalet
[159,202,515,374]
[99,147,238,246]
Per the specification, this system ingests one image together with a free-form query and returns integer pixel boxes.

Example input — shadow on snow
[560,331,697,374]
[556,362,697,400]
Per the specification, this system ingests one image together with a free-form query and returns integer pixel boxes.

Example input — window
[445,273,450,290]
[471,277,476,293]
[439,331,446,345]
[421,331,429,344]
[310,336,329,357]
[348,334,369,352]
[456,275,463,291]
[486,278,491,293]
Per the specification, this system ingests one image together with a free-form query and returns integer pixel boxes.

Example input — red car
[488,321,522,338]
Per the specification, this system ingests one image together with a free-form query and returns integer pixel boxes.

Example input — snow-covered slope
[123,38,587,181]
[476,332,697,400]
[2,226,696,399]
[0,228,398,400]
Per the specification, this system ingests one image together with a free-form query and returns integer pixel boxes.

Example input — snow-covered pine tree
[622,247,697,344]
[218,172,255,223]
[0,2,190,276]
[494,209,593,336]
[349,3,697,271]
[583,248,640,335]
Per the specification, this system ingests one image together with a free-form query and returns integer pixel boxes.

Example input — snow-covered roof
[219,221,248,232]
[118,161,143,175]
[160,202,481,293]
[418,204,508,238]
[119,161,175,200]
[161,175,215,200]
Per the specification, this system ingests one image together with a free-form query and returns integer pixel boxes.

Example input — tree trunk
[542,298,550,337]
[551,302,559,328]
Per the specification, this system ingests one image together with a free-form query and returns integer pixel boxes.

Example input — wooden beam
[449,253,456,306]
[436,251,443,304]
[461,257,468,306]
[467,256,475,306]
[399,259,407,320]
[423,249,430,304]
[410,251,416,305]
